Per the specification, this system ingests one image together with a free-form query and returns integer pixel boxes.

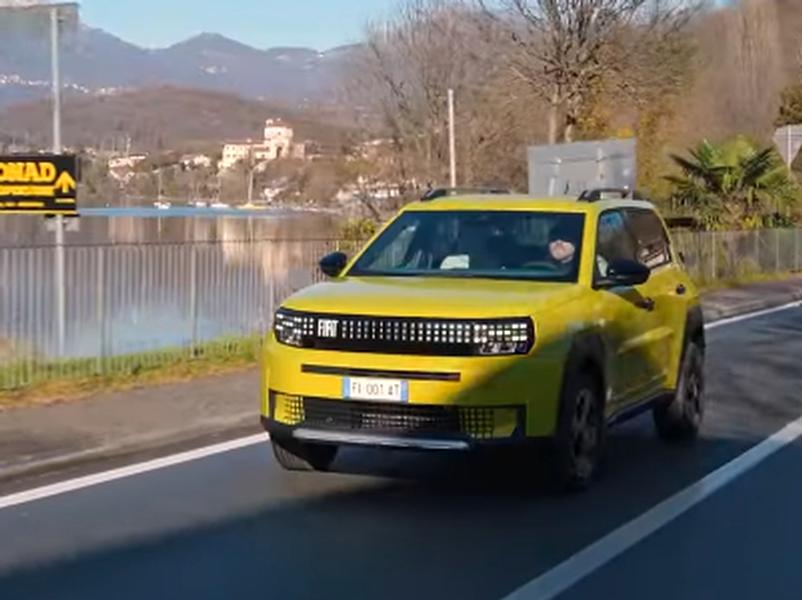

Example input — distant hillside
[0,86,350,153]
[0,25,357,109]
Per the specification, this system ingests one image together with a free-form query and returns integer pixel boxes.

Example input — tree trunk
[563,121,575,143]
[563,104,579,143]
[547,101,560,145]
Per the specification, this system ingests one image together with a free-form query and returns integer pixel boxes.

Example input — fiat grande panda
[261,189,705,489]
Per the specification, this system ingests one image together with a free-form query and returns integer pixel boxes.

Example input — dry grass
[0,335,262,410]
[0,354,257,411]
[697,270,802,292]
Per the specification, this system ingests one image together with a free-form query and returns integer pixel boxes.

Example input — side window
[625,209,672,270]
[595,210,638,278]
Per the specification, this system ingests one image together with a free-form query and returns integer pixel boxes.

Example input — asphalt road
[1,307,802,600]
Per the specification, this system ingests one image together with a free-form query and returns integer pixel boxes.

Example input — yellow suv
[261,189,705,489]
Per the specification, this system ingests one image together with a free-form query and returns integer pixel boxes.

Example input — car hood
[281,276,583,318]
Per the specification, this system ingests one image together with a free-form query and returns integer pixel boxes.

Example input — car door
[594,210,660,411]
[623,208,686,393]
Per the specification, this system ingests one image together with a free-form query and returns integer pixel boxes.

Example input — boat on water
[191,200,208,208]
[210,202,230,209]
[237,202,268,211]
[154,201,171,210]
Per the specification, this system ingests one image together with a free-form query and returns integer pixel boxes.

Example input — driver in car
[547,222,580,266]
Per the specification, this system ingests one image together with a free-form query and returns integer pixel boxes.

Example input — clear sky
[79,0,400,51]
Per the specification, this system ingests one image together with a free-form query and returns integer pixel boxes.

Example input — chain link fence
[1,229,800,391]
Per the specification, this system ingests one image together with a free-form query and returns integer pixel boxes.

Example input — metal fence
[0,239,355,390]
[0,230,800,391]
[672,228,802,284]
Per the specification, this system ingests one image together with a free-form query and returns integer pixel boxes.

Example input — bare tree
[728,0,785,136]
[479,0,699,143]
[347,0,499,189]
[347,0,701,195]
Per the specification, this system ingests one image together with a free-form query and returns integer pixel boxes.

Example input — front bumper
[262,333,566,438]
[263,418,474,451]
[261,392,528,450]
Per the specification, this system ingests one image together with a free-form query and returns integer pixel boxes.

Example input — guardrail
[0,230,799,391]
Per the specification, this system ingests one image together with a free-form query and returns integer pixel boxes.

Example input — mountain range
[0,25,357,109]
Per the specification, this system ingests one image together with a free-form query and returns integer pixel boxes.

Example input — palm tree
[666,137,799,229]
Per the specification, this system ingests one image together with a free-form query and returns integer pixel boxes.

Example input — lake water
[0,206,345,368]
[0,206,341,247]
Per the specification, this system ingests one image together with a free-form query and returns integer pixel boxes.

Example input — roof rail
[420,187,512,201]
[578,188,633,202]
[577,188,650,202]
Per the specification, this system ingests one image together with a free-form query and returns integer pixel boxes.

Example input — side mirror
[319,251,348,278]
[603,258,650,288]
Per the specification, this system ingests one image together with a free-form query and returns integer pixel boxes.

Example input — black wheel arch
[684,304,706,353]
[561,331,609,408]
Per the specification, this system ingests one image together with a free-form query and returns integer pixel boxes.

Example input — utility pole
[51,4,66,357]
[448,88,457,188]
[247,146,255,206]
[0,9,77,364]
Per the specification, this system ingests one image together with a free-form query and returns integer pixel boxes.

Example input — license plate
[342,377,408,402]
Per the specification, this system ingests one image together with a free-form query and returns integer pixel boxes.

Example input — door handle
[636,297,656,311]
[676,284,686,296]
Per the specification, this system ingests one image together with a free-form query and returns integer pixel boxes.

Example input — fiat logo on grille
[317,318,339,338]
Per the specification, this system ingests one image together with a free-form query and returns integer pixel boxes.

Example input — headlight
[274,308,315,348]
[472,319,534,356]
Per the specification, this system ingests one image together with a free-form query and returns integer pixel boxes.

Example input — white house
[180,154,213,169]
[108,154,147,170]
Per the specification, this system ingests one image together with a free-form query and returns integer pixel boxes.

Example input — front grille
[460,408,496,440]
[272,394,522,440]
[275,310,533,356]
[304,397,464,435]
[312,315,477,356]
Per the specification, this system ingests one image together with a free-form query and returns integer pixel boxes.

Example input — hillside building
[220,119,305,171]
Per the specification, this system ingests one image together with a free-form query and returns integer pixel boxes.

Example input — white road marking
[503,415,802,600]
[705,299,802,331]
[0,298,798,515]
[0,433,268,511]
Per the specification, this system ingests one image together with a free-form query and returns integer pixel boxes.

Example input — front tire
[548,370,606,491]
[654,341,705,441]
[271,436,338,472]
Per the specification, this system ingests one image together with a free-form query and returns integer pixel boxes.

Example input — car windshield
[348,210,585,282]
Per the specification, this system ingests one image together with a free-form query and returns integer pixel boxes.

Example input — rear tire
[654,341,705,441]
[547,369,606,492]
[271,436,338,472]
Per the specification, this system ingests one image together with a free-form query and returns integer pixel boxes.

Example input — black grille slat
[312,338,473,356]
